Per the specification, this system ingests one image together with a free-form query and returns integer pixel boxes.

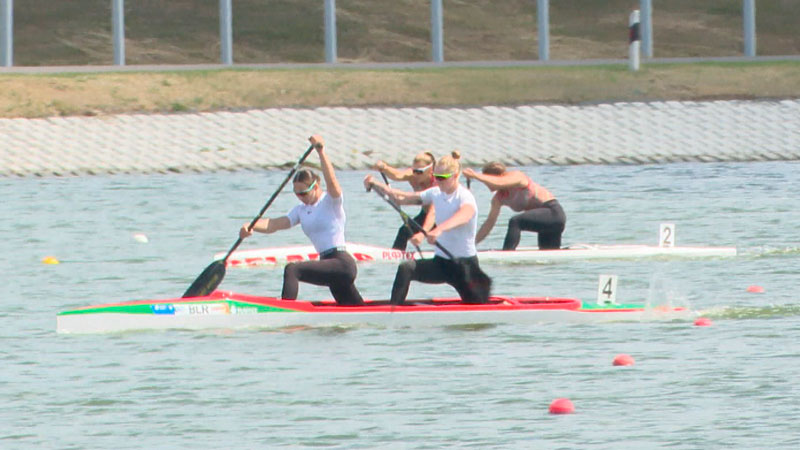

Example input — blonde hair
[413,151,435,167]
[481,161,506,176]
[436,151,461,175]
[293,168,320,186]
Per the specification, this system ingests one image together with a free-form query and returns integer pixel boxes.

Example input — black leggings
[282,250,364,306]
[391,256,486,305]
[503,199,566,250]
[391,208,430,251]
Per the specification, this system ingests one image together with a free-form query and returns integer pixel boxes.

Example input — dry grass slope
[1,1,799,118]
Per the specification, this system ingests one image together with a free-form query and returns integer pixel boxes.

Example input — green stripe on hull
[58,300,295,316]
[579,302,646,310]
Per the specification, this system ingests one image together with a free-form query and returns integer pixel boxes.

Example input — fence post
[324,0,337,63]
[640,0,652,58]
[743,0,756,57]
[219,0,232,65]
[628,9,640,71]
[537,0,549,61]
[112,0,125,65]
[431,0,443,62]
[1,0,12,66]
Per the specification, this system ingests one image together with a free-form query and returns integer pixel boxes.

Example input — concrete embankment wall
[1,99,799,177]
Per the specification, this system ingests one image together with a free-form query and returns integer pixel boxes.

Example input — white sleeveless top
[286,192,346,253]
[419,185,478,259]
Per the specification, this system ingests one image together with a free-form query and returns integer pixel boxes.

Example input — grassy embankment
[1,0,799,118]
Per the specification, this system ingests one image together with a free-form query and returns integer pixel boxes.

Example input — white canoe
[216,242,737,268]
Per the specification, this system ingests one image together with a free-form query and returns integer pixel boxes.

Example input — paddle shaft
[221,144,315,262]
[371,186,457,260]
[377,172,425,256]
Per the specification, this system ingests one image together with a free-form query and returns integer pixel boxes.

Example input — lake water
[2,162,799,449]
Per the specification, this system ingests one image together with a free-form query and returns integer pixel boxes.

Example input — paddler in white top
[372,151,437,251]
[463,161,566,250]
[240,135,364,306]
[364,151,488,305]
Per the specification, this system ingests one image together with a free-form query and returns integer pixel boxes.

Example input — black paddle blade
[466,267,492,303]
[456,259,492,304]
[183,260,226,298]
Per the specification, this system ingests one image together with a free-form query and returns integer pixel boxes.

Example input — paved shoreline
[2,99,799,177]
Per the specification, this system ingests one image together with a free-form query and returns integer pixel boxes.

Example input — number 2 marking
[659,223,675,248]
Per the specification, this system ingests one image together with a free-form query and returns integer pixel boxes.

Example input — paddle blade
[460,262,492,304]
[183,260,226,298]
[466,267,492,303]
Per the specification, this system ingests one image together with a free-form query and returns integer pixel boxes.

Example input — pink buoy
[613,354,635,366]
[549,398,575,415]
[694,317,713,327]
[746,285,765,293]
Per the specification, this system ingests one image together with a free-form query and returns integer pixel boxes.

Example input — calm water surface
[2,162,799,449]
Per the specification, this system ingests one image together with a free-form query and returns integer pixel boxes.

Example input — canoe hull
[57,291,692,334]
[218,242,736,268]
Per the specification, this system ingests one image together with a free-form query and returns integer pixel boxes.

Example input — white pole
[640,0,652,58]
[431,0,443,63]
[628,10,640,71]
[219,0,232,65]
[743,0,756,57]
[537,0,549,61]
[324,0,337,63]
[112,0,125,65]
[0,0,11,67]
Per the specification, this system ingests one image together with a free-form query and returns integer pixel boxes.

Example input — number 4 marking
[597,274,618,305]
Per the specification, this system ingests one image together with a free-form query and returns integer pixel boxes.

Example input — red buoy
[746,285,765,293]
[549,398,575,415]
[694,317,713,327]
[613,354,635,366]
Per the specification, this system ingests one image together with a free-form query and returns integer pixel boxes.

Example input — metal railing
[0,0,766,68]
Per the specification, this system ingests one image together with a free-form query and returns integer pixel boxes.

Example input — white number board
[597,274,618,305]
[659,223,675,248]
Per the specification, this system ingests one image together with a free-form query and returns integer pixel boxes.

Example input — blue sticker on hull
[151,304,176,315]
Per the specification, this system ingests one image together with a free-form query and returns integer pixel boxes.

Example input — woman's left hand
[309,134,325,152]
[410,232,425,247]
[363,174,375,191]
[426,227,442,245]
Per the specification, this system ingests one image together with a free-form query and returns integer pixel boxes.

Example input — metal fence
[0,0,766,67]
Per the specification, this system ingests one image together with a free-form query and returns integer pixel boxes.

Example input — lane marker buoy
[613,354,635,366]
[133,233,149,243]
[42,256,60,265]
[549,398,575,415]
[694,317,713,327]
[746,285,764,293]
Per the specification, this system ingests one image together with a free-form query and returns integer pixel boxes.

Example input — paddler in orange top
[463,162,566,250]
[373,151,437,251]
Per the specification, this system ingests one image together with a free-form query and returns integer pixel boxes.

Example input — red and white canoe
[57,290,691,334]
[216,242,737,268]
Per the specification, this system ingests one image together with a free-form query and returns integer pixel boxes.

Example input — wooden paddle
[368,184,492,303]
[182,144,315,298]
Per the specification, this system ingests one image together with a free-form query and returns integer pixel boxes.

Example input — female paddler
[372,152,436,251]
[239,135,364,306]
[365,152,488,305]
[463,162,566,250]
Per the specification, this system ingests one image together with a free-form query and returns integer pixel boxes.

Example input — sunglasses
[294,179,317,196]
[433,172,453,180]
[412,163,433,174]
